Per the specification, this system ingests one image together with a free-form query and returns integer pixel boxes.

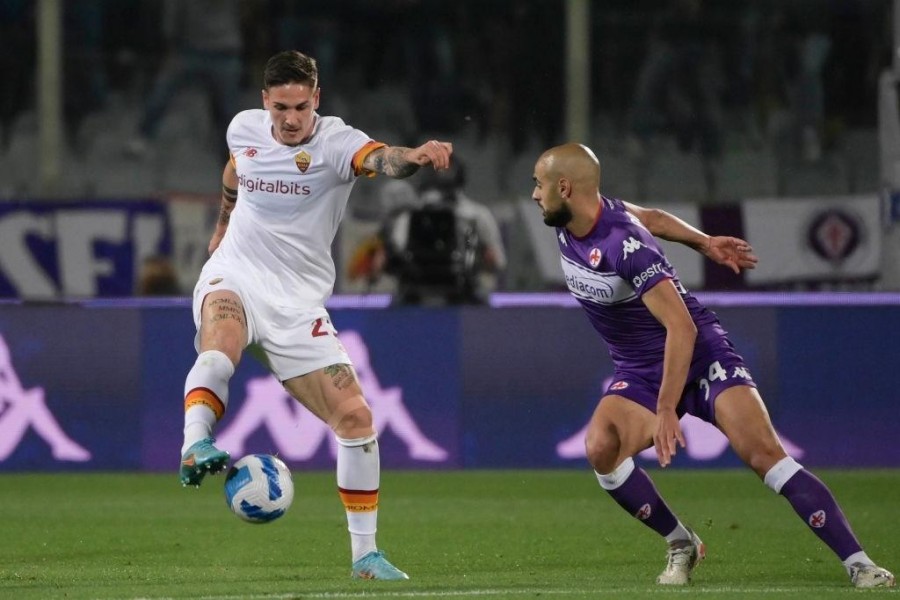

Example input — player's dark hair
[264,51,318,90]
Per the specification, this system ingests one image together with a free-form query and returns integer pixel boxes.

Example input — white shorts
[192,262,352,382]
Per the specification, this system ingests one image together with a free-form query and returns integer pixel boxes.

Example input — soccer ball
[224,454,294,523]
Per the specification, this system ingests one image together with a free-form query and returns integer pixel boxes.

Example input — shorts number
[698,360,727,402]
[311,317,332,338]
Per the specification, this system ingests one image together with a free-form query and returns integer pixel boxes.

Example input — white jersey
[210,109,381,308]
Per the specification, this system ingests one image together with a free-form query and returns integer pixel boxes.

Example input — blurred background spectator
[124,0,245,159]
[362,158,506,305]
[136,255,181,296]
[0,0,34,152]
[0,0,898,296]
[626,0,725,204]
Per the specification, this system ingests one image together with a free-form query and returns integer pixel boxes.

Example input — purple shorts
[603,339,757,425]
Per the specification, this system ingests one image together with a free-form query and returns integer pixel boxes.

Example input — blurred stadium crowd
[0,0,891,199]
[0,0,898,294]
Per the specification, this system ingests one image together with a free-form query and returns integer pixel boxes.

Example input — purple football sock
[780,469,863,561]
[606,466,679,537]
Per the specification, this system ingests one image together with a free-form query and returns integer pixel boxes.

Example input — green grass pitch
[1,469,897,599]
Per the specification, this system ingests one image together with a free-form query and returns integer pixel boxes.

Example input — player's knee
[763,456,803,493]
[328,397,374,439]
[745,446,789,479]
[596,456,635,490]
[204,327,245,362]
[585,430,620,474]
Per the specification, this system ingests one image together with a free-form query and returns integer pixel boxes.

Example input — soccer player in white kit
[179,50,453,581]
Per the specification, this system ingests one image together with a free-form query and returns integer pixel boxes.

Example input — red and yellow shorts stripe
[338,487,379,513]
[184,387,225,421]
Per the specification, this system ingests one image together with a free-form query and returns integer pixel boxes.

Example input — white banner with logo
[742,195,882,286]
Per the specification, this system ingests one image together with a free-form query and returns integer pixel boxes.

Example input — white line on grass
[245,592,588,598]
[129,591,589,600]
[128,586,839,600]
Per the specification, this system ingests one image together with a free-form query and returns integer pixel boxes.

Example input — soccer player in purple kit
[531,143,895,588]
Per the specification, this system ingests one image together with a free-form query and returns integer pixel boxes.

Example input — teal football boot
[351,550,409,580]
[180,437,230,487]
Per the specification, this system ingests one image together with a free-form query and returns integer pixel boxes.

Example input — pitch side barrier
[0,292,897,472]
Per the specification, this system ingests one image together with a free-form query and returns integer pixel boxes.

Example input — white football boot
[657,528,706,585]
[848,563,896,588]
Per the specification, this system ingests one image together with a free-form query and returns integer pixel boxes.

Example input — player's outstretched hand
[703,236,758,274]
[654,408,685,468]
[406,140,453,170]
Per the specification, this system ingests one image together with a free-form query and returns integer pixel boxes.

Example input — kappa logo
[732,366,752,380]
[217,330,448,462]
[0,334,91,462]
[622,236,644,258]
[809,509,827,528]
[294,150,312,173]
[558,231,567,246]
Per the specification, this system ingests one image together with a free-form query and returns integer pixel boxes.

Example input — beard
[543,203,573,227]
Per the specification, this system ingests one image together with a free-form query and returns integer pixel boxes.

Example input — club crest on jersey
[610,381,629,391]
[588,247,602,267]
[243,147,258,157]
[294,150,311,173]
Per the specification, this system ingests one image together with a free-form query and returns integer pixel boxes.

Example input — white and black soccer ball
[224,454,294,523]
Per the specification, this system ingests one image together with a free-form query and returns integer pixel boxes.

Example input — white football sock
[182,350,234,454]
[337,434,380,562]
[843,551,875,569]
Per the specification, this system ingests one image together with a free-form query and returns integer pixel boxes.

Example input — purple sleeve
[609,226,673,298]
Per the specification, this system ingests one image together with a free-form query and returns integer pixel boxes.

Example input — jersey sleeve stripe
[351,141,388,177]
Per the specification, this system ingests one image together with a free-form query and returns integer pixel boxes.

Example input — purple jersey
[560,198,728,361]
[559,197,755,421]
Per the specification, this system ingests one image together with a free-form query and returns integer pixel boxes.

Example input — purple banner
[0,200,172,299]
[139,307,461,472]
[0,298,897,472]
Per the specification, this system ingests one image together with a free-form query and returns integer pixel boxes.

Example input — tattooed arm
[362,140,453,179]
[209,160,238,256]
